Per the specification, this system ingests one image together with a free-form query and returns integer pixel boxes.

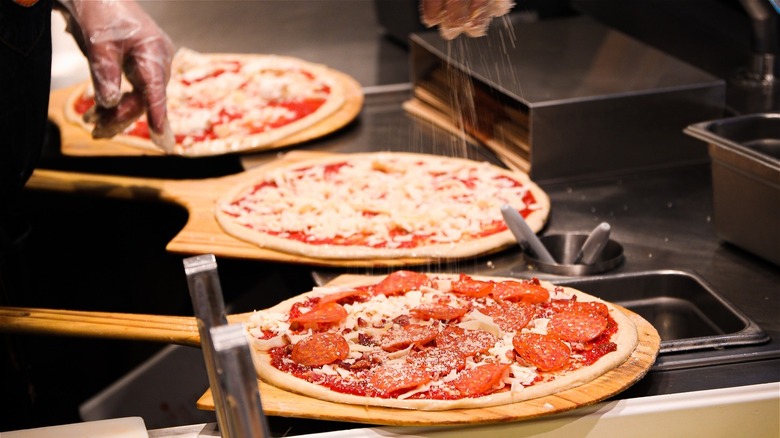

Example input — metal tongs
[184,254,269,438]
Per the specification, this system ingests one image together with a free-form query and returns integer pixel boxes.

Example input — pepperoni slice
[481,301,536,332]
[580,341,618,365]
[406,347,466,377]
[491,279,550,304]
[289,302,348,329]
[450,274,494,298]
[435,325,497,357]
[317,288,371,306]
[547,309,609,342]
[290,332,349,366]
[369,363,432,395]
[513,332,571,372]
[410,303,469,321]
[373,271,431,296]
[451,363,510,396]
[380,323,439,352]
[552,300,610,318]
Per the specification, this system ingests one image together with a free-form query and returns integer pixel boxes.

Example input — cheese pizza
[64,48,347,157]
[245,271,639,410]
[215,152,550,260]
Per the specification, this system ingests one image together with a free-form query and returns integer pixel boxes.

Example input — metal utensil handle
[184,254,232,438]
[500,204,557,264]
[575,222,611,265]
[211,324,270,438]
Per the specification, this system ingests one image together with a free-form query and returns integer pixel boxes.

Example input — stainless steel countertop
[302,88,780,398]
[53,0,779,394]
[25,1,778,434]
[141,0,411,88]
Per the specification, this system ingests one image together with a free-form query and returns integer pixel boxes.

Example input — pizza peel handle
[0,306,256,347]
[0,306,202,346]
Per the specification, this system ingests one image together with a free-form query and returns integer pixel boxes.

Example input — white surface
[0,417,147,438]
[290,382,780,438]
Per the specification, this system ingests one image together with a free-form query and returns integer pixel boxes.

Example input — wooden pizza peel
[0,273,661,427]
[25,152,420,267]
[25,150,544,267]
[196,308,659,426]
[48,70,364,157]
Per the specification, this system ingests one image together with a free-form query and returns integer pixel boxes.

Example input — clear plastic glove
[58,0,175,152]
[420,0,515,40]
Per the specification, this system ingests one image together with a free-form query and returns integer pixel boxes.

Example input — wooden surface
[0,306,203,347]
[0,306,274,348]
[195,274,661,427]
[26,152,426,267]
[0,273,660,427]
[25,151,542,267]
[48,70,364,157]
[196,312,659,427]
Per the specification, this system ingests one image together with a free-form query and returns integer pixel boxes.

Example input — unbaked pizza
[64,48,348,156]
[245,271,639,410]
[215,152,550,260]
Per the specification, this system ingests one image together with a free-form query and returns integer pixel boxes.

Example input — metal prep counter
[4,0,777,435]
[135,4,780,396]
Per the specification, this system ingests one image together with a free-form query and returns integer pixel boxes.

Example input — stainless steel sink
[554,270,769,354]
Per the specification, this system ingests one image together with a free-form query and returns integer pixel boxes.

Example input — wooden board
[195,274,661,427]
[26,151,541,267]
[0,273,660,426]
[48,70,364,157]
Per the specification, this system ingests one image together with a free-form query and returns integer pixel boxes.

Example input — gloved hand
[58,0,175,151]
[420,0,515,40]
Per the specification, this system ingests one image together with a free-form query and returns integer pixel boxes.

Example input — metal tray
[685,113,780,265]
[554,270,769,354]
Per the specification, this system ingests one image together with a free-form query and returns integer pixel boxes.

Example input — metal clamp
[211,323,270,437]
[183,254,232,438]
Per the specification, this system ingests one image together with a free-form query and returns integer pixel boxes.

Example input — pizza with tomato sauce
[246,271,639,410]
[64,48,347,156]
[215,152,550,260]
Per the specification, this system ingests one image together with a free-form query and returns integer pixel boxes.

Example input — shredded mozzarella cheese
[220,154,537,249]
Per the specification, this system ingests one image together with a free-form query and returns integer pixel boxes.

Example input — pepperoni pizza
[215,152,550,260]
[64,48,347,156]
[246,271,639,410]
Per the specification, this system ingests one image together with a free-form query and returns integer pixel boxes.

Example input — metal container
[524,233,625,276]
[410,15,725,182]
[554,270,769,358]
[685,113,780,265]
